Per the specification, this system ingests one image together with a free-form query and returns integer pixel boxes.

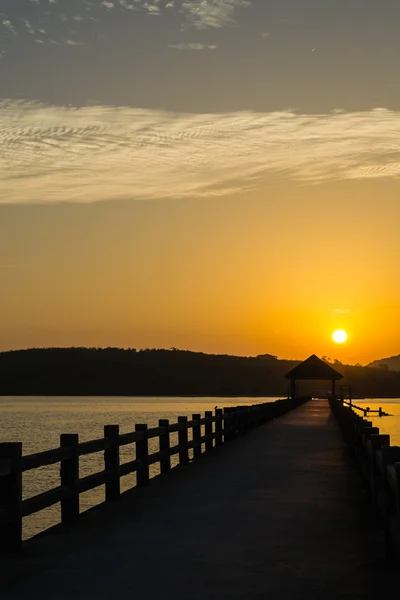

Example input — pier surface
[3,401,382,599]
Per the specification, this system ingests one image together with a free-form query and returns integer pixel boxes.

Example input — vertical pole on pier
[223,407,229,441]
[60,434,80,524]
[224,408,232,441]
[215,408,223,446]
[0,443,22,554]
[331,379,336,399]
[135,424,149,486]
[369,434,390,522]
[234,406,242,432]
[178,417,189,466]
[205,411,213,452]
[259,403,266,426]
[104,425,120,502]
[192,414,202,459]
[232,408,239,437]
[290,379,296,400]
[244,406,251,431]
[159,419,171,474]
[380,447,400,561]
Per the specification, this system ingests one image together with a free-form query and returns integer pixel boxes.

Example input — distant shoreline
[1,348,399,398]
[0,394,280,399]
[1,394,399,400]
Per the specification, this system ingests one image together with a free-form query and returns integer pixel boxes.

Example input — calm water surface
[350,399,400,445]
[0,396,279,539]
[1,396,399,540]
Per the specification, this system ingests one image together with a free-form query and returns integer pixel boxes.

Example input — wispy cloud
[0,0,253,52]
[64,38,85,45]
[180,0,251,30]
[1,100,400,205]
[2,19,18,36]
[169,43,217,50]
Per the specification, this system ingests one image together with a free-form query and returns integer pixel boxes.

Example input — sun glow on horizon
[332,329,348,344]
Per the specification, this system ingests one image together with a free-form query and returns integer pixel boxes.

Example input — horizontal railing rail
[341,400,390,417]
[329,398,400,561]
[0,396,309,555]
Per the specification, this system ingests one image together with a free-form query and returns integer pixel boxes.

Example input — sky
[1,0,400,364]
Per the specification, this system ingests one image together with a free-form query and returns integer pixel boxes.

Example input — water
[345,398,400,446]
[0,395,279,540]
[1,396,399,541]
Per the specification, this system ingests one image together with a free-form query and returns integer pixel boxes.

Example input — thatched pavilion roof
[284,354,343,381]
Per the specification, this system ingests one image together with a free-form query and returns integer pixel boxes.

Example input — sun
[332,329,348,344]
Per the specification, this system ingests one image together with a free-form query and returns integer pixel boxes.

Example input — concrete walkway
[3,401,384,599]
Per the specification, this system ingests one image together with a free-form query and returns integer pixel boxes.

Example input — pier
[1,355,400,598]
[0,399,395,599]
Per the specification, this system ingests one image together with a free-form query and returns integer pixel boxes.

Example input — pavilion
[284,354,343,400]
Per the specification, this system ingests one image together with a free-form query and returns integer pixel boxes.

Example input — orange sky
[1,178,399,365]
[1,1,400,364]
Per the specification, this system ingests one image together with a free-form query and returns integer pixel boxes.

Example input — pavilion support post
[331,379,336,398]
[290,379,296,400]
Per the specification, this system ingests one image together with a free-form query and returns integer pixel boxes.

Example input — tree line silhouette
[0,347,399,397]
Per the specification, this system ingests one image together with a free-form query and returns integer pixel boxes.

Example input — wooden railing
[0,396,308,554]
[342,400,390,417]
[330,398,400,561]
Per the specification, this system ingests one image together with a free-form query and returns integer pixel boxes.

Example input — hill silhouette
[368,354,400,372]
[0,347,400,397]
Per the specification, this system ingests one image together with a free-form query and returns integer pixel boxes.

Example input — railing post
[237,406,248,432]
[60,434,79,524]
[215,408,223,446]
[178,416,189,466]
[205,411,213,452]
[192,414,202,459]
[135,424,149,486]
[234,406,241,432]
[248,405,255,430]
[104,425,120,502]
[361,427,380,483]
[239,406,248,433]
[369,434,390,523]
[159,419,171,474]
[0,443,22,554]
[379,446,400,561]
[224,408,231,441]
[231,408,238,437]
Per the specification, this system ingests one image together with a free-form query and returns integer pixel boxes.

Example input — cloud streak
[0,0,252,53]
[181,0,251,30]
[169,42,217,50]
[1,100,400,205]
